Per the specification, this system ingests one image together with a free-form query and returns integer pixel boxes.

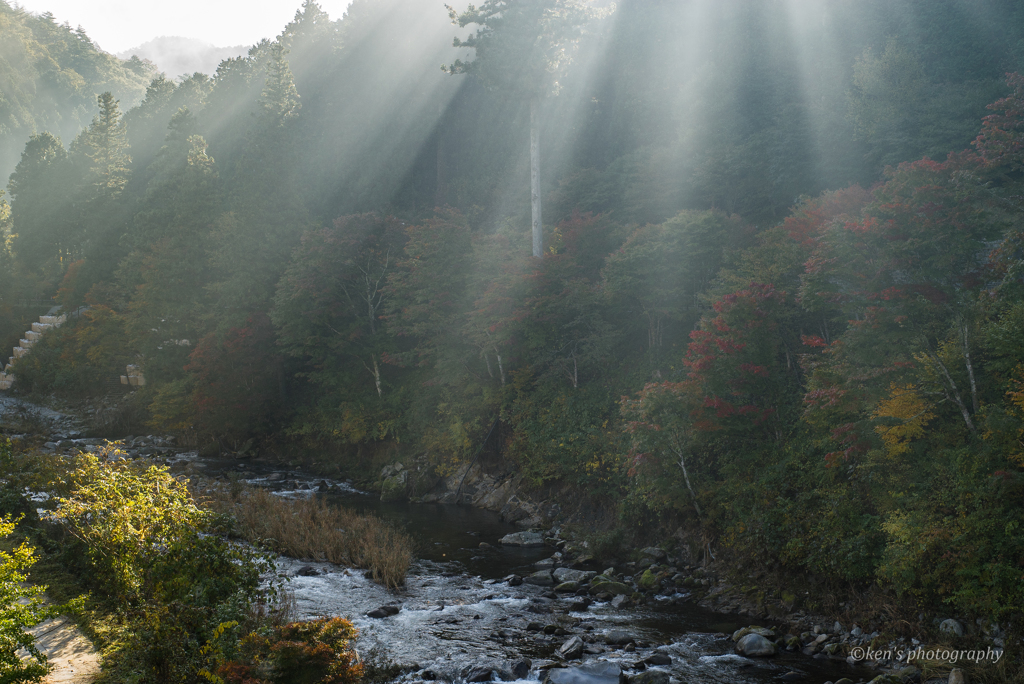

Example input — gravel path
[30,615,101,683]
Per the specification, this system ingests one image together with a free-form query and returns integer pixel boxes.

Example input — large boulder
[557,636,585,660]
[732,626,776,642]
[366,605,401,618]
[640,547,667,561]
[603,630,634,645]
[637,569,660,591]
[736,633,776,657]
[543,662,621,684]
[589,581,631,596]
[500,530,546,547]
[553,568,597,583]
[939,619,964,638]
[629,671,670,684]
[523,570,555,586]
[380,470,408,502]
[510,659,532,679]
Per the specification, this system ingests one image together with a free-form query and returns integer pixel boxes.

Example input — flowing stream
[0,394,871,684]
[208,460,872,684]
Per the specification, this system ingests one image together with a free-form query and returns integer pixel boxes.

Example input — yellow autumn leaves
[873,383,936,457]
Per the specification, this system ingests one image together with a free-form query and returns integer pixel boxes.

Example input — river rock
[366,605,401,618]
[555,581,580,593]
[948,668,965,684]
[736,633,776,657]
[644,654,671,666]
[637,569,660,590]
[500,530,546,547]
[629,670,669,684]
[464,666,494,683]
[732,626,776,641]
[510,659,532,679]
[939,619,964,637]
[543,662,621,684]
[505,574,524,586]
[524,570,555,586]
[610,594,631,609]
[604,630,634,645]
[640,547,666,561]
[380,470,409,502]
[558,636,585,659]
[553,568,597,583]
[589,581,631,596]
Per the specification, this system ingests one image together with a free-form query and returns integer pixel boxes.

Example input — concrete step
[20,339,34,349]
[13,347,28,359]
[25,331,42,342]
[31,322,53,333]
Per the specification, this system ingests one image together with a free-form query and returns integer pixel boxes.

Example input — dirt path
[30,615,101,684]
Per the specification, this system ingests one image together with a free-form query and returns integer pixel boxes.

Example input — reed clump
[200,483,412,589]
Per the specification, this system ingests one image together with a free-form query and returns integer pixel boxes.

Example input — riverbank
[0,394,1018,684]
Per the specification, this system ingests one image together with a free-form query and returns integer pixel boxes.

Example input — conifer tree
[85,92,131,198]
[444,0,600,257]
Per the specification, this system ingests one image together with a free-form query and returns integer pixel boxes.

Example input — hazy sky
[12,0,356,53]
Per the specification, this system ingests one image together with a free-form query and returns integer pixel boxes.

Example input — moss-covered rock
[638,568,660,591]
[380,470,408,502]
[589,581,631,596]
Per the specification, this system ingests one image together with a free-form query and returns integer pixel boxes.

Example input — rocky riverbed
[0,395,1009,684]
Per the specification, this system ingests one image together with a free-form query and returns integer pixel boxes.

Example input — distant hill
[117,37,247,79]
[0,1,154,184]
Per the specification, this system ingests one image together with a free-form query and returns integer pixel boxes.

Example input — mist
[3,2,1024,674]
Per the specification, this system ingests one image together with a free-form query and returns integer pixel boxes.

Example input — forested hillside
[0,1,154,182]
[3,0,1024,629]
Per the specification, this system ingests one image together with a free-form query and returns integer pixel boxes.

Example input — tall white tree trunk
[530,98,543,258]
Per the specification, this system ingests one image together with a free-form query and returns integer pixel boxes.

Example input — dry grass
[198,483,412,589]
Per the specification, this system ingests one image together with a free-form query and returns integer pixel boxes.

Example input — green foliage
[6,0,1024,634]
[443,0,599,100]
[0,439,85,684]
[12,304,132,397]
[0,515,75,684]
[33,446,278,682]
[0,2,154,182]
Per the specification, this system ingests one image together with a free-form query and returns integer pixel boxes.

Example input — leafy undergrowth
[197,481,413,589]
[0,439,366,684]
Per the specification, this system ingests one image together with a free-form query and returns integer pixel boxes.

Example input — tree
[85,92,131,198]
[7,132,78,272]
[801,156,1003,462]
[444,0,602,257]
[273,214,406,400]
[602,210,746,354]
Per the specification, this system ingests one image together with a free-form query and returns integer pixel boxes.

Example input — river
[0,396,871,684]
[209,459,871,684]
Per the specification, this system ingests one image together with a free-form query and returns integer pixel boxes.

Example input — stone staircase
[0,311,66,390]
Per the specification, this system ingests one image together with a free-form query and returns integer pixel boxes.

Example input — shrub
[208,617,362,684]
[0,514,83,683]
[40,446,278,681]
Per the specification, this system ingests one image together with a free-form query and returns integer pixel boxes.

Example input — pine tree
[444,0,602,257]
[85,92,131,198]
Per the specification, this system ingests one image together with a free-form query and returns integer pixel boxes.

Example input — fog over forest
[3,0,1024,679]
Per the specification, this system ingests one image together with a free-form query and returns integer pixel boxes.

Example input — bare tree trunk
[435,124,447,208]
[671,445,702,519]
[530,98,543,258]
[925,350,975,434]
[495,347,505,386]
[363,355,383,398]
[960,320,979,414]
